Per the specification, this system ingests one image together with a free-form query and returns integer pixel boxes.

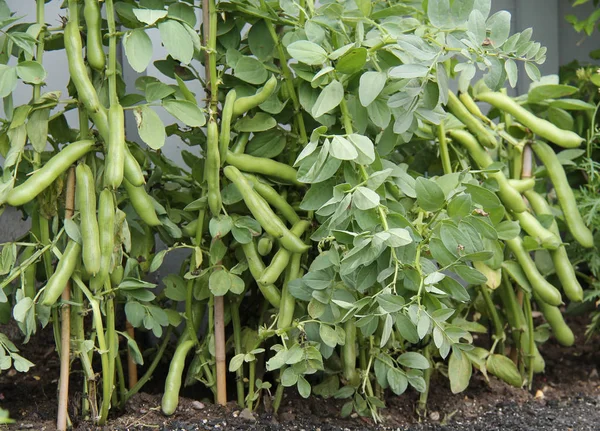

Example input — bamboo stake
[202,0,227,405]
[126,321,138,389]
[57,166,76,431]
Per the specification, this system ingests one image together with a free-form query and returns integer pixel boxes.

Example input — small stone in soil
[191,400,205,410]
[239,408,255,421]
[535,390,545,400]
[430,411,440,421]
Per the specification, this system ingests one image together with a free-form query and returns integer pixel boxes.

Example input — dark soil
[1,318,599,431]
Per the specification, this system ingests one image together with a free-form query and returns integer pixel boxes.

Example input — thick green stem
[417,345,432,415]
[479,285,505,353]
[523,294,535,389]
[231,300,245,407]
[273,365,286,413]
[247,361,256,411]
[115,349,127,408]
[105,281,116,412]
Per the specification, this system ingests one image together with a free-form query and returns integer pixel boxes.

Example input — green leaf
[398,352,430,370]
[549,98,596,111]
[347,134,375,165]
[336,47,367,75]
[16,61,46,84]
[209,270,231,296]
[528,84,578,103]
[428,0,451,28]
[26,108,49,153]
[158,20,193,64]
[209,215,233,239]
[145,82,175,102]
[496,220,520,240]
[488,11,511,46]
[124,301,145,327]
[134,105,166,150]
[229,353,245,372]
[329,135,358,161]
[133,9,168,25]
[248,21,275,61]
[387,368,408,395]
[164,274,187,301]
[415,177,445,212]
[297,375,311,398]
[389,64,429,79]
[319,324,338,347]
[234,112,276,132]
[524,62,541,82]
[163,99,206,127]
[123,29,153,73]
[449,350,472,393]
[234,56,268,85]
[504,59,518,88]
[13,297,33,322]
[352,187,380,210]
[0,65,17,98]
[287,40,328,65]
[246,131,286,158]
[359,71,386,107]
[312,80,344,118]
[120,330,145,365]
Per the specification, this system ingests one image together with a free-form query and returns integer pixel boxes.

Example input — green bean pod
[206,119,221,216]
[7,140,95,207]
[83,0,105,72]
[232,75,277,118]
[224,166,308,253]
[124,145,145,187]
[123,179,161,227]
[104,103,125,189]
[446,91,497,149]
[161,339,195,415]
[21,247,37,299]
[257,236,273,256]
[505,236,562,306]
[76,164,101,275]
[458,91,490,122]
[507,178,535,193]
[258,220,310,286]
[64,21,109,140]
[531,141,594,248]
[244,174,300,225]
[448,129,526,213]
[532,292,575,346]
[277,252,301,330]
[342,320,359,386]
[524,190,583,302]
[219,90,236,162]
[91,188,115,291]
[226,152,301,186]
[477,91,584,148]
[512,211,561,250]
[41,240,81,306]
[241,240,281,308]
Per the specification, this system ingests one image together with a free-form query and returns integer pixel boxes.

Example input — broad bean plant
[0,0,593,427]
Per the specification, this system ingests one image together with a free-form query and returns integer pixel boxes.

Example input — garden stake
[126,321,138,389]
[57,166,75,431]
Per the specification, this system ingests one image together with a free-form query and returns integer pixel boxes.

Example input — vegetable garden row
[0,0,598,429]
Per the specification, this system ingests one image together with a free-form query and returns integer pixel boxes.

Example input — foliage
[0,0,594,426]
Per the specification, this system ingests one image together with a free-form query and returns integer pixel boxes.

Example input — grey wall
[2,0,600,276]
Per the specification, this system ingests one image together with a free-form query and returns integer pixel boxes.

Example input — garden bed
[2,318,598,431]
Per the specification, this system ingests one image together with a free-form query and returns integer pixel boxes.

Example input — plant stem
[115,348,127,408]
[479,285,505,353]
[438,123,452,174]
[123,326,173,405]
[417,344,432,416]
[523,293,535,390]
[105,280,117,410]
[247,360,256,411]
[231,299,245,407]
[57,167,75,431]
[72,275,111,425]
[273,365,286,413]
